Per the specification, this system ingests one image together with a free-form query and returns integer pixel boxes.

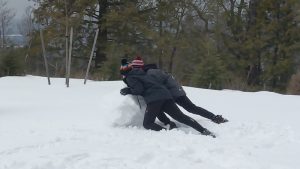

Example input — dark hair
[121,58,128,66]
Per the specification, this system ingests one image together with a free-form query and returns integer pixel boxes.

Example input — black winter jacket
[124,69,173,104]
[146,69,186,99]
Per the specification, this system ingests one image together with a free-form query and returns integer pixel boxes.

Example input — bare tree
[18,7,34,42]
[18,6,35,63]
[0,0,15,48]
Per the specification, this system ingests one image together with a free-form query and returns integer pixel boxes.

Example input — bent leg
[144,101,166,131]
[176,96,215,120]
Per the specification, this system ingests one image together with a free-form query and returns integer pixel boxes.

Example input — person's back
[145,66,228,124]
[146,68,186,99]
[125,68,173,104]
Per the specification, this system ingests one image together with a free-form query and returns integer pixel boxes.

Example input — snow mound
[0,76,299,169]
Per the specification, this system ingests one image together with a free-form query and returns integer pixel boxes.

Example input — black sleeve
[160,70,171,85]
[126,77,144,95]
[122,78,128,86]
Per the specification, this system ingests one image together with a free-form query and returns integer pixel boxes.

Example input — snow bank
[0,76,299,169]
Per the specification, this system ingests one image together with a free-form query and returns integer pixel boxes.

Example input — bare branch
[0,0,16,48]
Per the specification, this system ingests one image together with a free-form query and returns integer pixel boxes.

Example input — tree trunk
[95,0,108,68]
[248,0,259,29]
[158,20,163,69]
[0,28,2,48]
[1,18,4,48]
[271,1,281,89]
[65,0,69,84]
[246,0,262,86]
[168,47,176,73]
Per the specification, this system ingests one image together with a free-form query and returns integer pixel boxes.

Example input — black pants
[156,112,170,125]
[175,96,215,120]
[143,99,206,133]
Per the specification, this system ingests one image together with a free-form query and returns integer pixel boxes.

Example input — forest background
[1,0,300,94]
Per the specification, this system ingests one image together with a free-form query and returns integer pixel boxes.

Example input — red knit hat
[131,56,144,69]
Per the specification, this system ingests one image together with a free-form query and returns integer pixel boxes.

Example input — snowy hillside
[0,76,299,169]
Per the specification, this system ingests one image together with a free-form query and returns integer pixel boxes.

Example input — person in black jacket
[131,57,228,124]
[121,58,177,129]
[120,61,216,137]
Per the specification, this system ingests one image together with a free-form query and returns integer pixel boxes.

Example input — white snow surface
[0,76,299,169]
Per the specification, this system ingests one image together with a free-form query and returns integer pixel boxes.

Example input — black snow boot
[165,121,177,130]
[201,129,216,138]
[212,115,228,124]
[169,121,177,130]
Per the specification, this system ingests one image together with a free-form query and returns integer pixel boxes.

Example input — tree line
[1,0,300,94]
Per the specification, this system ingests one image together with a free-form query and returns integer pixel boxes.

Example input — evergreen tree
[257,0,300,91]
[24,0,300,93]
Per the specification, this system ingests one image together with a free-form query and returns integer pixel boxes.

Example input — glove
[120,87,131,96]
[201,128,216,138]
[212,115,228,124]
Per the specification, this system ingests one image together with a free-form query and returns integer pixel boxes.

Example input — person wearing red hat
[120,58,177,130]
[130,56,144,69]
[120,58,216,137]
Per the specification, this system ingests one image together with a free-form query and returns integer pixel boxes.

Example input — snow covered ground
[0,76,299,169]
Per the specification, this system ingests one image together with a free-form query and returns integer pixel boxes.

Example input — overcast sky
[7,0,33,19]
[4,0,33,34]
